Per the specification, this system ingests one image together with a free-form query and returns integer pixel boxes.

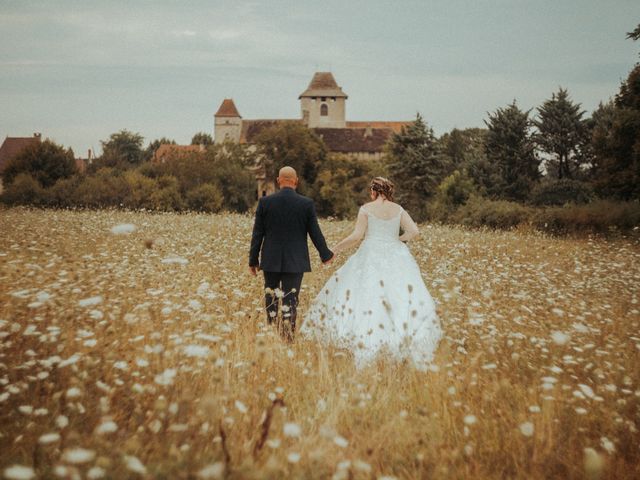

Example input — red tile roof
[0,134,42,173]
[299,72,348,99]
[314,127,394,153]
[215,99,241,118]
[346,121,410,135]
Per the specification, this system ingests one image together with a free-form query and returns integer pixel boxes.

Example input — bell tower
[214,99,242,143]
[299,72,347,128]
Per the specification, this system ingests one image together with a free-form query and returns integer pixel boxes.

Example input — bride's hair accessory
[370,177,395,201]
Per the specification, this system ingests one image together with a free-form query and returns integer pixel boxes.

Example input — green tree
[313,155,388,218]
[439,128,487,169]
[143,137,176,162]
[254,122,327,195]
[590,24,640,200]
[2,139,77,188]
[385,113,450,219]
[483,101,539,201]
[191,132,214,146]
[186,183,224,212]
[96,129,145,169]
[534,88,589,179]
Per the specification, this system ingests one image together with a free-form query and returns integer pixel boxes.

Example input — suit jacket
[249,187,333,273]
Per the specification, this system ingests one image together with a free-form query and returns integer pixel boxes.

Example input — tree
[482,101,539,201]
[385,113,450,219]
[313,155,388,218]
[590,24,640,200]
[439,128,487,169]
[143,137,176,162]
[534,88,589,179]
[96,129,145,169]
[2,139,77,188]
[254,122,327,195]
[191,132,214,146]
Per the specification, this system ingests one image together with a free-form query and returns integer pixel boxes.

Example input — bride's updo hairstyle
[370,177,395,201]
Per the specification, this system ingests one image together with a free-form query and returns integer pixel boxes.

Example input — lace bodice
[360,206,403,243]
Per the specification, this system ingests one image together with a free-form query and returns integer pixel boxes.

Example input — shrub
[428,170,477,221]
[73,168,128,207]
[532,200,640,234]
[186,183,224,212]
[123,171,158,209]
[529,179,595,206]
[0,173,48,206]
[150,176,185,211]
[452,196,533,229]
[47,175,83,207]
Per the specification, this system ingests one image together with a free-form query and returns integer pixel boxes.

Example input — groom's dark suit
[249,187,333,339]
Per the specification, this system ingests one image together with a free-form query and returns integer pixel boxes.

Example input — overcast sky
[1,0,638,156]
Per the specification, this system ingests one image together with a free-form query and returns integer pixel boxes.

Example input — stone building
[214,72,411,196]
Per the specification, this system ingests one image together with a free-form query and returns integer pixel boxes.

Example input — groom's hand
[323,253,335,265]
[249,265,260,276]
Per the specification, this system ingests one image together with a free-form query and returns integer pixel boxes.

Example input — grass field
[0,207,639,479]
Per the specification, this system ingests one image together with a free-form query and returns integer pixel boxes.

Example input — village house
[0,133,42,192]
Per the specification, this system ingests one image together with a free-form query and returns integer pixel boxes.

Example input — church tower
[214,99,242,143]
[299,72,347,128]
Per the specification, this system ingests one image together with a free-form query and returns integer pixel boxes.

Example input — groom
[249,166,334,341]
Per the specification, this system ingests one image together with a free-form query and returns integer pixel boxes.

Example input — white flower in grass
[124,455,146,475]
[287,452,301,463]
[56,415,69,429]
[66,387,82,399]
[78,296,102,307]
[234,400,248,414]
[18,406,33,415]
[3,465,35,480]
[154,368,177,386]
[551,331,570,346]
[38,433,61,445]
[62,447,95,464]
[519,422,534,437]
[183,345,210,358]
[283,422,302,438]
[87,466,106,479]
[463,415,477,425]
[333,435,349,448]
[197,462,224,479]
[110,223,136,235]
[95,419,118,435]
[600,437,615,454]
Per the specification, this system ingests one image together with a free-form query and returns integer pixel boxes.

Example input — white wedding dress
[301,205,442,370]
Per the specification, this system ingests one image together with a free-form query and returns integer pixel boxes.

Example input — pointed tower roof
[215,98,241,118]
[299,72,348,99]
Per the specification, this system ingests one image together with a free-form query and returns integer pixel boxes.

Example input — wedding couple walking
[249,166,442,369]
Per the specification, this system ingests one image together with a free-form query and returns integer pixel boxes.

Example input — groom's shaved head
[279,166,297,180]
[277,166,298,189]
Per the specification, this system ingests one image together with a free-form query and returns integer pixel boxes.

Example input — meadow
[0,207,639,479]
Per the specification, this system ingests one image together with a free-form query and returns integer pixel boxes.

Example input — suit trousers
[263,271,304,340]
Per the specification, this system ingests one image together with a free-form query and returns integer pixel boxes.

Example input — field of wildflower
[0,207,639,479]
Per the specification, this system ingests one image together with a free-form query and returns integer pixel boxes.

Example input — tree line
[1,24,638,233]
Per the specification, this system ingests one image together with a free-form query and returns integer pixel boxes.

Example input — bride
[300,177,442,370]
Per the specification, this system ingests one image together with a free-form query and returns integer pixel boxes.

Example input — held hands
[249,265,260,276]
[323,251,336,265]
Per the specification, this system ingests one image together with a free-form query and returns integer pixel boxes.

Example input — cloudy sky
[1,0,638,156]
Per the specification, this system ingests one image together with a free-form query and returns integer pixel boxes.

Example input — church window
[321,97,326,101]
[331,97,336,102]
[320,104,328,116]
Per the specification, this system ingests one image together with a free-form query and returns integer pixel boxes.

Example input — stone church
[214,72,411,196]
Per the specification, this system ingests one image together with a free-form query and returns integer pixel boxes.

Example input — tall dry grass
[0,207,638,479]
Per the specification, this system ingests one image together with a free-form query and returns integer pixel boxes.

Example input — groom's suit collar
[279,187,297,194]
